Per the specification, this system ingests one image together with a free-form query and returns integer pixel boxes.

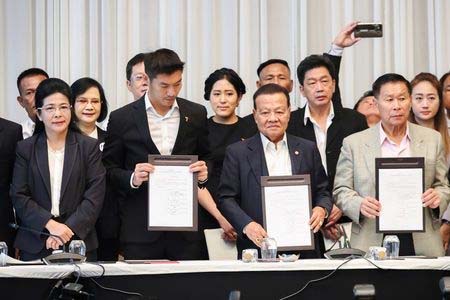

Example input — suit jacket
[0,118,22,253]
[333,123,450,256]
[102,96,210,244]
[218,133,333,254]
[10,130,106,253]
[287,103,368,191]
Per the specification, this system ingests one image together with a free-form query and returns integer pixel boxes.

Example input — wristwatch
[197,177,208,189]
[442,219,450,226]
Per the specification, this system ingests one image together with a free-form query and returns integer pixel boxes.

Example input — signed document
[261,175,314,251]
[376,157,425,233]
[147,155,198,231]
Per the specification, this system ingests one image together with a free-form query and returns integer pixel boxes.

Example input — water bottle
[383,235,400,259]
[261,237,277,261]
[69,240,86,256]
[0,241,8,267]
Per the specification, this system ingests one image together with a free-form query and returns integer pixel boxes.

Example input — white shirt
[47,144,65,217]
[87,127,98,139]
[21,118,35,139]
[379,124,411,157]
[145,93,180,155]
[260,133,292,176]
[303,103,334,173]
[130,94,181,188]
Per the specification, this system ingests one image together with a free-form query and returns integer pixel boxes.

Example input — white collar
[145,92,179,117]
[303,102,334,126]
[260,132,288,150]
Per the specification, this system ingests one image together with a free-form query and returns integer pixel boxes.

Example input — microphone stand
[324,224,366,259]
[9,223,85,264]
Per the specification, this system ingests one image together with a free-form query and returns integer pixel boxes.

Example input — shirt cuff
[130,172,139,189]
[328,44,344,57]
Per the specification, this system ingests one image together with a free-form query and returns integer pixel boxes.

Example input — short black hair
[257,59,290,78]
[204,68,246,100]
[253,83,290,109]
[144,48,185,80]
[372,73,412,99]
[296,55,335,85]
[34,78,79,135]
[71,77,109,122]
[126,53,146,81]
[353,90,374,110]
[440,71,450,99]
[17,68,49,94]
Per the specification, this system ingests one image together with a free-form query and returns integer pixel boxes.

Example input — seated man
[334,73,450,257]
[218,83,333,258]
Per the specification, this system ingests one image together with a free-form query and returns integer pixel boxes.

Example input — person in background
[70,77,120,261]
[16,68,49,138]
[354,90,380,127]
[440,72,450,129]
[203,68,257,240]
[126,53,149,101]
[0,117,22,256]
[11,78,105,261]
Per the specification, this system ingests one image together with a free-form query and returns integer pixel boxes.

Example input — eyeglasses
[75,98,102,106]
[37,104,72,114]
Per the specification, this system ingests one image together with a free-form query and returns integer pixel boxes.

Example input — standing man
[287,23,369,238]
[219,84,333,258]
[126,53,149,101]
[334,73,450,256]
[0,118,22,256]
[103,48,210,260]
[16,68,49,138]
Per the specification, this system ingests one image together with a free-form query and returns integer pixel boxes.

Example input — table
[1,258,450,299]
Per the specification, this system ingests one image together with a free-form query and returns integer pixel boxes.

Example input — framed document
[261,175,314,251]
[147,155,198,231]
[375,157,425,233]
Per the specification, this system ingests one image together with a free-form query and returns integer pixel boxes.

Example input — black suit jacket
[287,103,367,191]
[0,118,22,254]
[11,130,105,253]
[102,96,210,244]
[218,133,332,254]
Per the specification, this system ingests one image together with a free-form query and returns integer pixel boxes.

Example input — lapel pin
[185,116,189,122]
[294,150,299,155]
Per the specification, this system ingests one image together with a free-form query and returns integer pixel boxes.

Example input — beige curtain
[1,0,449,123]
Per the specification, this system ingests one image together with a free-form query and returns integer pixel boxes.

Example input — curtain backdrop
[1,0,449,124]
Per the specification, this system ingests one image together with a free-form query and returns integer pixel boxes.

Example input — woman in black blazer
[11,78,105,261]
[71,77,120,261]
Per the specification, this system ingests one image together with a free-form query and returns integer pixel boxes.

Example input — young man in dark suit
[103,48,211,260]
[0,118,22,256]
[218,84,333,258]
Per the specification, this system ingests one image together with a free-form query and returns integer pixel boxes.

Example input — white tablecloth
[2,257,450,279]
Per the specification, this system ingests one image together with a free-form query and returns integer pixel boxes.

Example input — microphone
[9,222,66,252]
[324,224,366,259]
[9,222,86,264]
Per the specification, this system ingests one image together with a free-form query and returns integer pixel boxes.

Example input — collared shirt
[145,93,180,155]
[303,103,334,173]
[47,144,65,217]
[21,118,35,139]
[379,124,411,157]
[260,133,292,176]
[130,94,180,188]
